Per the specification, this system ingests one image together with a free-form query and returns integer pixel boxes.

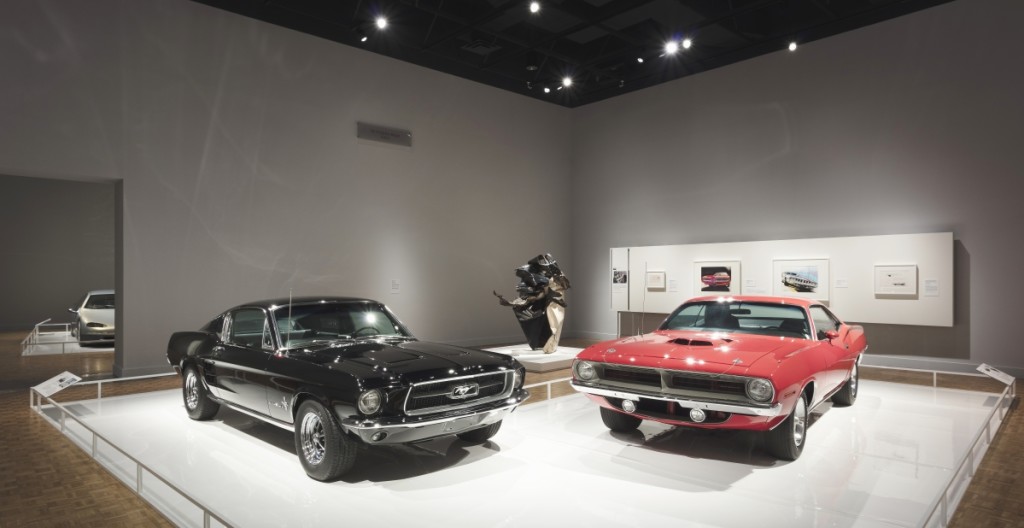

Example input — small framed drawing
[611,269,628,293]
[694,261,742,294]
[874,265,917,296]
[646,271,666,291]
[773,259,830,301]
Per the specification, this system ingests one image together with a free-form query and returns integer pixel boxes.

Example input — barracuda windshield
[272,302,412,348]
[660,301,811,338]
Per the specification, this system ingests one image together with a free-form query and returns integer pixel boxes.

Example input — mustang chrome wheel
[300,412,327,466]
[184,370,199,410]
[793,395,807,447]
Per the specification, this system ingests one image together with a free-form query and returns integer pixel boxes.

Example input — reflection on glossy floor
[40,380,1003,528]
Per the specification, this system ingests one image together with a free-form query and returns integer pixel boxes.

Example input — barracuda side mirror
[824,330,840,342]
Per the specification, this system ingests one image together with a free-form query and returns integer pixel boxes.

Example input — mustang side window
[229,308,269,349]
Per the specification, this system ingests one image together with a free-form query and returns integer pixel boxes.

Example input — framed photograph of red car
[571,295,865,460]
[694,260,741,294]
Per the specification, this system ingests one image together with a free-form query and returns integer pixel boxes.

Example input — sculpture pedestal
[484,344,582,372]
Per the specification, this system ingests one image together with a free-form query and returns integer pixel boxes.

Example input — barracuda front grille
[603,367,661,387]
[669,375,746,397]
[403,372,512,416]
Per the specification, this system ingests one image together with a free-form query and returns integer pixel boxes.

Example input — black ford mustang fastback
[167,297,529,481]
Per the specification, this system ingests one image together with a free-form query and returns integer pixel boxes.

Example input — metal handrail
[920,381,1015,527]
[21,319,108,355]
[30,374,230,528]
[523,376,572,401]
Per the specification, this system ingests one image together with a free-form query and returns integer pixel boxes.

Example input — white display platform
[21,330,113,355]
[40,381,1003,528]
[484,344,582,372]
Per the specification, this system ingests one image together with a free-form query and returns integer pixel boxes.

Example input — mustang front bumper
[571,381,783,417]
[340,388,529,444]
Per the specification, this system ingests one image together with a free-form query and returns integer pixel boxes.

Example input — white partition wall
[615,232,953,327]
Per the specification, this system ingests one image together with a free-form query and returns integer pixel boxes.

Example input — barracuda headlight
[574,360,596,381]
[357,389,383,415]
[745,378,774,403]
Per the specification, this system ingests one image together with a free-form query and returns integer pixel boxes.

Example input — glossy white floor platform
[40,381,1005,528]
[485,344,583,372]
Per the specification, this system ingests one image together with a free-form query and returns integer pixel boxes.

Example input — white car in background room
[69,289,115,343]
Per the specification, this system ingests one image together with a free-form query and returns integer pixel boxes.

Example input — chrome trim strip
[221,401,294,431]
[402,371,515,417]
[571,381,783,417]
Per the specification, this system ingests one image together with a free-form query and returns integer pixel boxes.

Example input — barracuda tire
[600,406,642,432]
[832,363,859,407]
[182,366,219,420]
[294,400,357,481]
[456,420,502,444]
[766,392,808,461]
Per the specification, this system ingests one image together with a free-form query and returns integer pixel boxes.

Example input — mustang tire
[832,362,859,406]
[600,406,642,432]
[456,420,502,444]
[182,366,219,420]
[766,392,808,461]
[294,400,357,481]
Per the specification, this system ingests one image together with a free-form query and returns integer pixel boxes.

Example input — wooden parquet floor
[0,333,1019,527]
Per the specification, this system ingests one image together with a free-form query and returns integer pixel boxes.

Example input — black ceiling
[195,0,955,108]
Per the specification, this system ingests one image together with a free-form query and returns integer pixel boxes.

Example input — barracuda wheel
[456,420,502,444]
[182,366,219,420]
[600,406,642,432]
[832,363,859,406]
[294,400,357,481]
[766,392,808,461]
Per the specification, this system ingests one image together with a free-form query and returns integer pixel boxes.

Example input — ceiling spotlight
[562,76,573,88]
[619,79,625,88]
[375,16,388,30]
[682,38,692,49]
[664,40,679,55]
[529,1,540,14]
[788,41,798,52]
[360,35,369,42]
[636,56,644,63]
[543,86,551,94]
[525,50,540,71]
[526,81,533,90]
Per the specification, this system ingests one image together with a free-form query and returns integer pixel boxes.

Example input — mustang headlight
[358,389,383,415]
[745,378,774,403]
[574,360,597,381]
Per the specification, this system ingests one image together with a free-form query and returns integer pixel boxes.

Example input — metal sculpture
[493,253,570,353]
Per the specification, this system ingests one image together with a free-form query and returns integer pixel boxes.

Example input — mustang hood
[297,340,514,382]
[587,330,809,375]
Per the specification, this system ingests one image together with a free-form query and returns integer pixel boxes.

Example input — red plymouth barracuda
[701,272,732,288]
[571,295,865,460]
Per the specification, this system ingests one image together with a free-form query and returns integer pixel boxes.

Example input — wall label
[357,122,412,147]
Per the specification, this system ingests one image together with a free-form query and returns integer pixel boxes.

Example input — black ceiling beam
[413,0,523,51]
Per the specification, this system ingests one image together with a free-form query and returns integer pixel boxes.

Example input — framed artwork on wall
[693,261,742,295]
[773,259,830,301]
[646,271,666,290]
[874,265,918,296]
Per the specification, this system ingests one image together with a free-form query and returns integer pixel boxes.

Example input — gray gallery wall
[568,0,1024,373]
[0,0,571,375]
[0,174,114,331]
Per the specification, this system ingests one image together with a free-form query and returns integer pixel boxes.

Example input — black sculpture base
[520,316,553,350]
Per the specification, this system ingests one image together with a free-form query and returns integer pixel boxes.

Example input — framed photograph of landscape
[773,259,830,301]
[693,261,742,294]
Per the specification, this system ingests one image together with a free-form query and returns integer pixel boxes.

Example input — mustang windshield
[273,302,412,348]
[660,301,810,338]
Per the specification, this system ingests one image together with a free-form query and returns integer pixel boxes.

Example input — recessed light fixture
[664,40,679,55]
[376,16,388,30]
[562,76,573,88]
[543,86,551,94]
[788,41,798,52]
[529,1,540,14]
[682,38,692,49]
[636,57,644,63]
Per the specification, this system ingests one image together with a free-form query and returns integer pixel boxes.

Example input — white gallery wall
[568,0,1024,373]
[0,0,572,375]
[0,174,115,331]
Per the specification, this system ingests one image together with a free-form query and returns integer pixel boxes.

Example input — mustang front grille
[404,371,512,416]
